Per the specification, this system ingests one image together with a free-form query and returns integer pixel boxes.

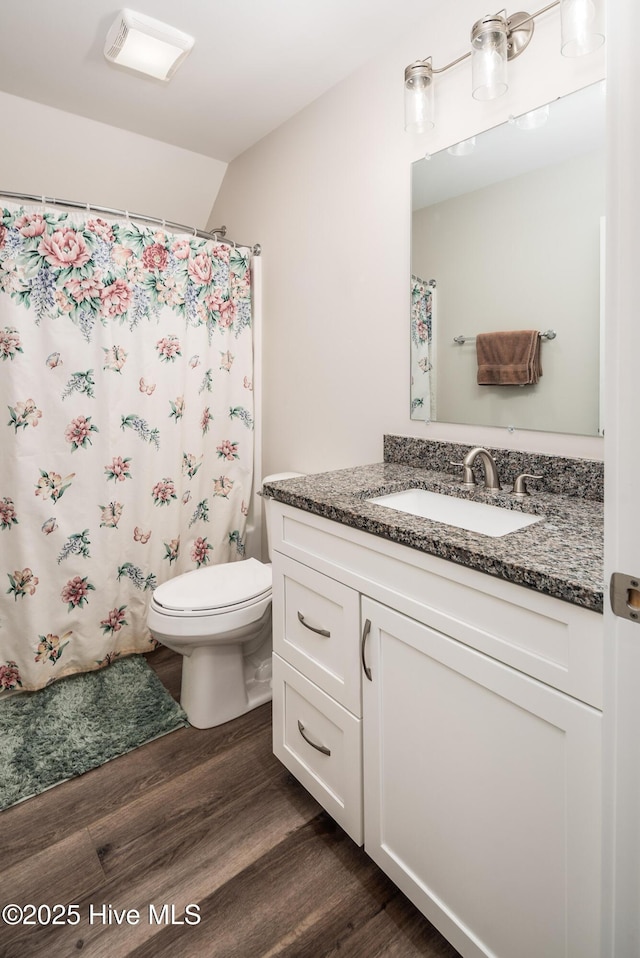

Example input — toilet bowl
[147,473,302,728]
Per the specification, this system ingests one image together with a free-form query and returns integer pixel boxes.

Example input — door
[602,1,640,952]
[362,598,601,958]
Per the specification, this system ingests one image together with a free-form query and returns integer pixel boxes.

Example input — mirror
[410,81,605,436]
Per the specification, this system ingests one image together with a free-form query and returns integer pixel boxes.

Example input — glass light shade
[404,60,434,134]
[471,15,508,101]
[560,0,605,57]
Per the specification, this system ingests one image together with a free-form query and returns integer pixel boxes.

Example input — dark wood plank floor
[0,647,461,958]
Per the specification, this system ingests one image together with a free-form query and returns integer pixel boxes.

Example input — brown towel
[476,330,542,385]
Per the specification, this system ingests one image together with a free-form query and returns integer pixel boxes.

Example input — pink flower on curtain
[172,239,191,260]
[218,300,236,328]
[188,253,213,285]
[212,244,230,264]
[0,327,22,360]
[87,218,115,242]
[191,536,212,567]
[156,335,181,362]
[15,213,47,238]
[100,606,128,635]
[61,575,95,610]
[100,279,132,317]
[65,415,98,451]
[142,244,169,271]
[39,229,91,269]
[201,407,212,434]
[0,661,21,691]
[112,244,134,266]
[66,275,105,304]
[105,456,132,482]
[0,226,7,250]
[216,440,239,462]
[0,497,18,530]
[152,478,177,506]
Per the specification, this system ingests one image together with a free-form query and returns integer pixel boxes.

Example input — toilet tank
[262,472,304,560]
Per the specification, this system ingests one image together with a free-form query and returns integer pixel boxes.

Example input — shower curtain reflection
[0,201,254,692]
[410,275,435,420]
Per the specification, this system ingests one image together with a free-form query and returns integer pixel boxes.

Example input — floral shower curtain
[0,201,254,693]
[410,274,435,419]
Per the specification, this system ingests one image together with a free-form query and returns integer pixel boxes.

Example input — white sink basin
[367,488,542,538]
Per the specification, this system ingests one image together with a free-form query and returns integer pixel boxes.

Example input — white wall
[210,0,605,476]
[0,90,226,228]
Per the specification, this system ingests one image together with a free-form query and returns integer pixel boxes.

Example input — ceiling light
[104,9,194,82]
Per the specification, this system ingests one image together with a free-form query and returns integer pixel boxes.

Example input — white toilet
[147,473,301,728]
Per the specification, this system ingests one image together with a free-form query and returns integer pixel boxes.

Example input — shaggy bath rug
[0,655,188,811]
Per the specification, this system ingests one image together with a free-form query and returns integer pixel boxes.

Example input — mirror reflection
[410,81,605,436]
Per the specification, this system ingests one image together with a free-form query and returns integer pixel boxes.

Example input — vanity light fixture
[104,9,194,81]
[404,0,604,132]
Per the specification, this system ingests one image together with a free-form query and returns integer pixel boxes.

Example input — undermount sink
[367,488,542,538]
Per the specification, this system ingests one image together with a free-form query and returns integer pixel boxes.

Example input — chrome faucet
[455,447,501,493]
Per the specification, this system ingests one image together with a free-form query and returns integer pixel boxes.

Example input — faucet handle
[512,473,542,497]
[450,461,476,488]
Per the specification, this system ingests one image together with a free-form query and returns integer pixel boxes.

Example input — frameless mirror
[410,81,605,436]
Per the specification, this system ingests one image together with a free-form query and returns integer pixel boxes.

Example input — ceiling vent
[104,9,194,82]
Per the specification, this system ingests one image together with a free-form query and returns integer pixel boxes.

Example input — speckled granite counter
[263,458,604,614]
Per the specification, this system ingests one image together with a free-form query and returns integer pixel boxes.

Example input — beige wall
[210,0,605,476]
[0,90,226,228]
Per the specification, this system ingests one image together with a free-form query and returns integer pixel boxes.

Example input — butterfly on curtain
[139,378,156,395]
[133,526,152,544]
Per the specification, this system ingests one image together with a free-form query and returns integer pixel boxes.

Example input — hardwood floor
[0,647,461,958]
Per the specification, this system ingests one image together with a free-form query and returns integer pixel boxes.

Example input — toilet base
[178,612,273,729]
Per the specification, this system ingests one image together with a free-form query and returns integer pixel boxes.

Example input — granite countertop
[263,462,604,613]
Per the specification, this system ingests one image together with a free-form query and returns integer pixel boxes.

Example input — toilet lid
[152,558,272,613]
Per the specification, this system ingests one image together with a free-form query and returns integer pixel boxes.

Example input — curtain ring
[193,225,197,237]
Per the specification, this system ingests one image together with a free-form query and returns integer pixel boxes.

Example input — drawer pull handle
[297,720,331,755]
[297,611,330,638]
[361,618,372,681]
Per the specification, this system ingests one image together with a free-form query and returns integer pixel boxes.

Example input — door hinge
[610,572,640,621]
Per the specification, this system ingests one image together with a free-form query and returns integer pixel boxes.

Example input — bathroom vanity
[265,439,604,958]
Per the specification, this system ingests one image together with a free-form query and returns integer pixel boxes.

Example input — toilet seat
[151,558,272,616]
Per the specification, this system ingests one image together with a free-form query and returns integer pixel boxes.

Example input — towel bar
[453,329,556,345]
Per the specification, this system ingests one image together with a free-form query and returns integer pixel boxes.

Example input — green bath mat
[0,655,188,811]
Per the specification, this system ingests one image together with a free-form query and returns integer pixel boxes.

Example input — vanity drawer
[272,552,361,716]
[272,653,363,845]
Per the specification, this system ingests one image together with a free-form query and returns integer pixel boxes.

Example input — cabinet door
[362,598,602,958]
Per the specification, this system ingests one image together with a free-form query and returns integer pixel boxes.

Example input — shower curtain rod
[0,190,261,256]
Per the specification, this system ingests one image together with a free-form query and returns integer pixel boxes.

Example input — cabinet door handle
[361,618,372,681]
[297,611,330,637]
[297,719,331,755]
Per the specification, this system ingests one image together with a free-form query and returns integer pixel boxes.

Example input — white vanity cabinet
[269,501,603,958]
